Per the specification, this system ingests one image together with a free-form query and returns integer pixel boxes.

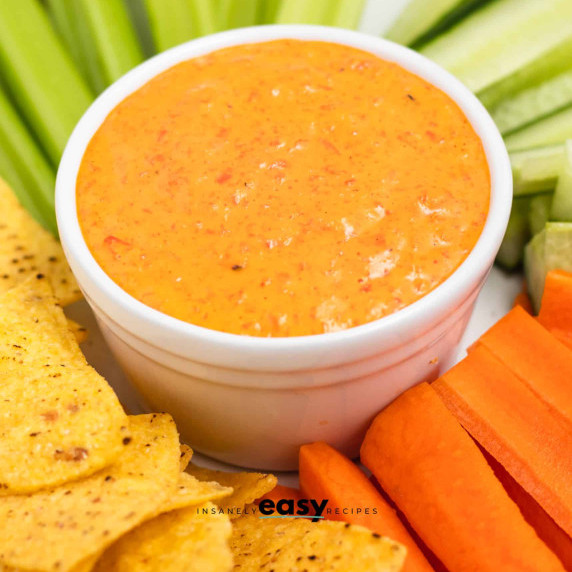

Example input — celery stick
[144,0,195,52]
[189,0,218,35]
[550,140,572,222]
[46,0,107,94]
[411,0,489,49]
[385,0,469,46]
[529,194,553,236]
[259,0,282,24]
[0,0,93,166]
[505,106,572,152]
[511,144,564,196]
[0,87,56,233]
[489,69,572,135]
[275,0,333,25]
[124,0,156,57]
[332,0,366,29]
[79,0,144,85]
[420,0,572,93]
[222,0,260,29]
[496,196,530,270]
[479,36,572,110]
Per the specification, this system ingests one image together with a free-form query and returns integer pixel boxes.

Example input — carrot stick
[434,345,572,538]
[538,270,572,332]
[361,382,565,572]
[480,445,572,570]
[551,329,572,351]
[473,305,572,427]
[513,290,533,313]
[299,442,433,572]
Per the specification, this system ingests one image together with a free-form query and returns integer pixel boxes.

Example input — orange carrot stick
[473,305,572,427]
[361,382,565,572]
[434,345,572,538]
[513,290,533,314]
[538,270,572,332]
[299,441,433,572]
[480,445,572,571]
[551,329,572,351]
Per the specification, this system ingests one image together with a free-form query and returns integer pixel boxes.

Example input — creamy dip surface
[77,40,490,337]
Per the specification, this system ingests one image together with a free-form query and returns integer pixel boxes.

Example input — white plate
[66,266,522,486]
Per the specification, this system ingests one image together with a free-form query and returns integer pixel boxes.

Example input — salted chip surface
[92,503,232,572]
[0,276,81,372]
[231,516,407,571]
[0,178,81,305]
[179,444,193,472]
[0,279,129,494]
[187,464,277,518]
[67,319,88,344]
[0,414,181,572]
[164,472,233,513]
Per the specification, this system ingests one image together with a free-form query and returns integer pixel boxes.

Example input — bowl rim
[56,24,512,371]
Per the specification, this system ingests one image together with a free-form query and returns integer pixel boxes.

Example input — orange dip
[77,40,490,337]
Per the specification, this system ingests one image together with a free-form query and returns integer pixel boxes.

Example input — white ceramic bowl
[57,25,512,471]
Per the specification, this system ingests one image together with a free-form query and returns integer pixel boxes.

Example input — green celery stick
[550,140,572,221]
[0,0,94,166]
[144,0,195,52]
[124,0,157,57]
[529,194,553,236]
[222,0,260,29]
[479,36,572,111]
[0,87,56,233]
[421,0,572,93]
[511,144,564,196]
[506,106,572,152]
[331,0,366,29]
[259,0,282,24]
[79,0,144,85]
[496,196,530,270]
[46,0,107,94]
[189,0,218,35]
[489,69,572,135]
[411,0,489,49]
[275,0,334,25]
[385,0,469,46]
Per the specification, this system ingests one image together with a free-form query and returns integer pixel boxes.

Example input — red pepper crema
[77,40,490,337]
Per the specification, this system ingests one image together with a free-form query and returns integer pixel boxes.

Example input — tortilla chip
[163,472,233,513]
[0,178,81,306]
[187,464,277,519]
[92,503,232,572]
[67,319,88,344]
[0,276,82,372]
[0,414,181,572]
[231,516,407,571]
[0,279,129,494]
[179,444,193,472]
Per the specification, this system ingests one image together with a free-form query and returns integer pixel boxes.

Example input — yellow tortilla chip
[0,414,181,572]
[67,318,88,344]
[163,472,233,513]
[0,178,81,306]
[0,278,129,494]
[231,516,407,571]
[179,444,193,472]
[187,464,277,519]
[0,276,81,372]
[92,502,232,572]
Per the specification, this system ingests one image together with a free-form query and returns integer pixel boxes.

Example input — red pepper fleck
[216,170,232,184]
